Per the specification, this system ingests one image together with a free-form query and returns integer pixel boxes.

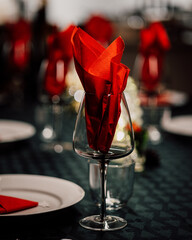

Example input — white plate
[0,174,85,216]
[0,120,36,143]
[166,90,189,106]
[161,112,192,136]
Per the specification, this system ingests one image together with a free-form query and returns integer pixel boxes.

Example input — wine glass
[36,59,72,153]
[140,54,163,144]
[73,92,134,231]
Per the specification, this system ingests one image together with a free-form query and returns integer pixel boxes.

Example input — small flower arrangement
[132,122,148,157]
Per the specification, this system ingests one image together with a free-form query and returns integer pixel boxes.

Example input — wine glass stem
[148,95,157,125]
[52,97,62,141]
[99,159,108,221]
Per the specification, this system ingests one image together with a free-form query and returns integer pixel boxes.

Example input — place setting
[0,174,85,217]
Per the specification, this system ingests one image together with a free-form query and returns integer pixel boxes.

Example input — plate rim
[161,115,192,136]
[0,174,85,217]
[0,119,36,143]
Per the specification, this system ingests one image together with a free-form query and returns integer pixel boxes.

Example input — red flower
[126,122,142,133]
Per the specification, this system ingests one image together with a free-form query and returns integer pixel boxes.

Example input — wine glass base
[147,125,161,145]
[79,215,127,231]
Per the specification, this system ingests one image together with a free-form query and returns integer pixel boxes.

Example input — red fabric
[84,15,113,45]
[0,195,38,214]
[6,18,31,71]
[71,27,130,153]
[139,91,173,106]
[140,22,170,92]
[45,24,75,96]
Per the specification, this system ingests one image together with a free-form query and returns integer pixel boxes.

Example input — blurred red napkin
[45,24,75,96]
[71,27,130,153]
[140,22,170,92]
[6,18,31,71]
[0,195,38,214]
[84,15,113,46]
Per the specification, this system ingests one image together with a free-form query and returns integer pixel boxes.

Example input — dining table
[0,97,192,240]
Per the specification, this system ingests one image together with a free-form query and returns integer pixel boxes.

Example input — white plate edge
[0,174,85,217]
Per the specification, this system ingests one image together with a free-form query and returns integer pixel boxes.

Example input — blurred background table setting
[0,0,192,239]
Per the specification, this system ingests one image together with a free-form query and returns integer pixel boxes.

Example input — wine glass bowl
[73,92,134,231]
[73,92,134,160]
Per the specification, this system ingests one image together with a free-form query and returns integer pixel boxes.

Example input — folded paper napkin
[139,22,171,92]
[6,18,31,71]
[84,15,113,46]
[71,27,130,153]
[45,24,75,96]
[0,195,38,214]
[140,22,170,53]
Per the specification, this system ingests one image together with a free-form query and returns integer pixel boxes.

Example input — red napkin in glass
[0,195,38,214]
[139,22,171,92]
[71,27,130,153]
[84,15,113,46]
[45,24,75,96]
[6,18,31,71]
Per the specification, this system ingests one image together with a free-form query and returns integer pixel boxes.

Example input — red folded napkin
[0,195,38,214]
[139,91,171,106]
[6,18,31,71]
[71,27,130,153]
[84,15,113,46]
[45,24,75,96]
[139,22,171,92]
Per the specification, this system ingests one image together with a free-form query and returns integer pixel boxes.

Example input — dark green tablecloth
[0,102,192,240]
